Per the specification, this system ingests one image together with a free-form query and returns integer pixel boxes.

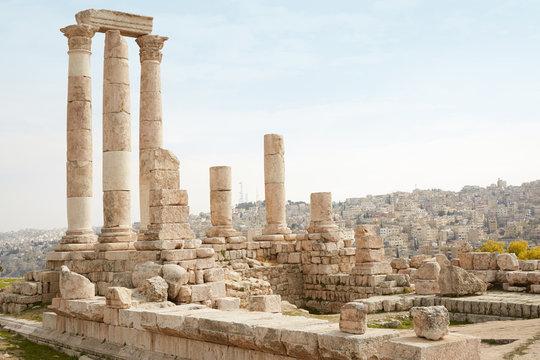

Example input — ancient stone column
[58,24,98,251]
[136,34,168,238]
[206,166,238,238]
[97,30,135,249]
[308,192,338,234]
[263,134,291,235]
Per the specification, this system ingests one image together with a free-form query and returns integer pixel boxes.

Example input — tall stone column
[263,134,291,235]
[206,166,238,238]
[97,30,135,250]
[58,24,98,251]
[136,34,168,238]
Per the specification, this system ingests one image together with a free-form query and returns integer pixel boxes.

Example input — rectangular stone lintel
[75,9,153,37]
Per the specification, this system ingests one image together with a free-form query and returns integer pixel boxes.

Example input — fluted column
[263,134,291,235]
[136,34,168,239]
[97,30,135,250]
[58,24,98,251]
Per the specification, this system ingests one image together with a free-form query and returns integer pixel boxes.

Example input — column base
[205,225,241,238]
[57,231,97,251]
[54,243,96,252]
[97,227,136,251]
[263,224,291,236]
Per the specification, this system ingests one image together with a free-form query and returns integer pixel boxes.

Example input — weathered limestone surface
[262,134,291,235]
[98,29,136,249]
[497,253,519,271]
[59,266,95,300]
[380,333,480,360]
[136,34,167,235]
[59,24,98,250]
[438,265,487,297]
[352,225,392,275]
[410,306,449,340]
[339,302,367,334]
[248,294,282,312]
[106,287,131,308]
[76,9,153,37]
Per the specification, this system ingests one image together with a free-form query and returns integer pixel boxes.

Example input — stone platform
[43,298,399,359]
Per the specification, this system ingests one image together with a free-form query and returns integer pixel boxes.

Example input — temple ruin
[1,8,539,360]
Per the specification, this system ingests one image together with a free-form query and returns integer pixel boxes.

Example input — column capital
[136,35,168,63]
[61,24,98,51]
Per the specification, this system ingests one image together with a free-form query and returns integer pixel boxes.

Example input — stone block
[42,312,57,330]
[106,286,131,309]
[356,248,385,263]
[144,223,194,240]
[204,268,224,282]
[150,189,188,207]
[519,260,537,271]
[215,297,240,311]
[391,258,410,270]
[380,333,480,360]
[411,255,432,269]
[416,261,440,280]
[472,252,491,270]
[459,253,473,270]
[150,205,189,224]
[76,9,153,38]
[59,266,95,299]
[191,281,226,302]
[415,280,439,295]
[352,262,392,275]
[530,284,540,293]
[527,272,540,284]
[356,235,383,249]
[496,253,519,271]
[506,271,529,285]
[410,306,449,340]
[132,261,162,288]
[248,295,282,313]
[196,248,214,258]
[339,302,367,334]
[161,249,196,261]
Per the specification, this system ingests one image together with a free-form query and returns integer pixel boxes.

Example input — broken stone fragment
[410,306,449,340]
[248,294,281,313]
[59,265,95,300]
[106,286,132,309]
[135,276,168,302]
[131,261,163,288]
[438,265,487,296]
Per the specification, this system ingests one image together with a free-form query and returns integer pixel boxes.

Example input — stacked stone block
[0,270,59,313]
[57,24,99,251]
[135,148,194,250]
[97,30,136,250]
[136,33,167,238]
[352,225,392,275]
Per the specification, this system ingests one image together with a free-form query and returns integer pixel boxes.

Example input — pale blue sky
[0,0,539,231]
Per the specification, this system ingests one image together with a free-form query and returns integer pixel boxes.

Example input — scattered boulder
[410,306,449,340]
[106,287,132,309]
[410,255,431,269]
[59,266,95,300]
[162,264,188,300]
[132,261,163,288]
[135,276,168,302]
[434,254,450,267]
[391,258,410,270]
[438,265,487,296]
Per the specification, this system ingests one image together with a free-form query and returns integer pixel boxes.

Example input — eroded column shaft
[60,24,98,249]
[263,134,290,235]
[98,30,135,247]
[136,35,167,236]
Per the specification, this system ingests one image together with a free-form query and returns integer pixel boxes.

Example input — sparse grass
[0,278,23,289]
[368,315,413,329]
[283,308,340,323]
[449,320,472,326]
[6,303,49,322]
[503,332,540,359]
[0,330,77,359]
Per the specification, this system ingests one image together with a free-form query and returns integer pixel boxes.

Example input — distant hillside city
[1,178,538,277]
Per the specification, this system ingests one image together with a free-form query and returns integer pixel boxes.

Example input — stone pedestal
[97,30,136,250]
[380,334,480,360]
[352,225,392,275]
[262,134,290,236]
[136,34,167,239]
[206,166,240,238]
[58,24,99,251]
